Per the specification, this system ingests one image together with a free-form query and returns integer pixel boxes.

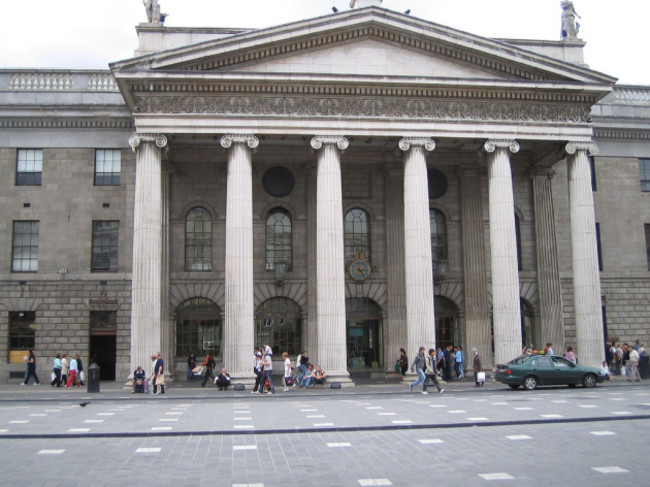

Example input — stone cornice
[0,118,134,130]
[133,95,592,124]
[593,128,650,140]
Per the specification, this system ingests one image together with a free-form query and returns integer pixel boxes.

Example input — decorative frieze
[133,95,592,123]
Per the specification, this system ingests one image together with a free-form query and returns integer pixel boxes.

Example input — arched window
[185,207,212,271]
[255,298,302,355]
[345,208,370,261]
[430,209,448,273]
[515,213,522,271]
[265,209,292,271]
[175,298,222,358]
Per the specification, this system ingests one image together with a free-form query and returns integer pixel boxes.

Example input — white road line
[590,431,616,436]
[136,448,161,453]
[38,450,65,455]
[418,439,444,444]
[327,442,351,448]
[592,466,629,474]
[233,445,257,450]
[506,435,532,440]
[478,473,515,480]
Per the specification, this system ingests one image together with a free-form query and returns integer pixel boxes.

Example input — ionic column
[566,142,604,367]
[531,167,565,353]
[384,164,407,372]
[310,136,351,383]
[221,134,258,380]
[305,163,318,365]
[484,139,522,365]
[458,165,492,367]
[399,138,436,365]
[128,133,167,374]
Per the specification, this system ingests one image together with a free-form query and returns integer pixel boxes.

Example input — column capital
[220,134,259,150]
[129,133,168,152]
[310,135,349,151]
[398,137,435,152]
[565,141,599,156]
[484,139,519,154]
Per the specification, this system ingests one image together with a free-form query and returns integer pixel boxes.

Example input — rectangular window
[640,158,650,192]
[9,311,36,350]
[16,149,43,186]
[94,149,121,186]
[90,311,117,332]
[91,221,119,272]
[12,221,39,272]
[596,222,603,272]
[645,224,650,271]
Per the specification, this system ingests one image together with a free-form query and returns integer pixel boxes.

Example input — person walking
[260,346,275,394]
[61,354,69,386]
[65,354,79,388]
[200,354,216,387]
[472,347,483,387]
[153,353,165,394]
[23,349,40,385]
[422,348,445,394]
[409,347,427,391]
[627,347,641,382]
[454,346,465,379]
[76,355,85,386]
[282,352,292,391]
[187,352,197,382]
[50,353,63,387]
[252,351,264,393]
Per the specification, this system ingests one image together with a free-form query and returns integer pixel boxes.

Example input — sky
[0,0,647,85]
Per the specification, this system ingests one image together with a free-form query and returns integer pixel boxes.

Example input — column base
[326,374,356,388]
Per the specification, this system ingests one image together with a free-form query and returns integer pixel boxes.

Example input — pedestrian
[409,347,427,391]
[397,348,408,376]
[200,354,216,387]
[61,354,69,386]
[544,343,554,355]
[153,353,165,394]
[422,348,445,394]
[65,354,79,388]
[639,346,649,379]
[310,365,328,387]
[282,352,292,391]
[297,350,309,383]
[76,355,85,386]
[132,365,147,393]
[215,367,231,390]
[454,346,465,379]
[600,361,611,381]
[187,352,197,382]
[260,346,275,394]
[472,347,483,387]
[615,343,624,375]
[251,351,263,393]
[299,364,314,387]
[148,355,157,393]
[622,344,631,378]
[627,347,641,382]
[50,353,63,387]
[23,349,40,385]
[443,345,454,381]
[564,346,577,363]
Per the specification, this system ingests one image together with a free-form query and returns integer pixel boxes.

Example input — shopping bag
[193,365,205,376]
[477,371,486,383]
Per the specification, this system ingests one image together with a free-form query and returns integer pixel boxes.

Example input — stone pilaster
[458,165,492,367]
[484,139,522,365]
[566,142,604,367]
[128,133,167,374]
[161,163,172,378]
[310,136,352,384]
[384,164,407,372]
[305,163,318,365]
[399,138,436,366]
[221,134,258,380]
[530,167,565,354]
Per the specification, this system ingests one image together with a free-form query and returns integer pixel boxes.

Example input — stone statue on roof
[142,0,167,24]
[560,1,581,39]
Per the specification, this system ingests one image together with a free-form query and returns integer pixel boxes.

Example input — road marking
[365,406,383,410]
[38,450,65,454]
[448,410,466,413]
[165,412,183,415]
[467,417,488,421]
[377,412,397,416]
[97,413,115,416]
[541,414,563,418]
[506,435,532,441]
[327,442,351,448]
[491,402,509,406]
[590,431,616,436]
[592,466,629,474]
[234,417,252,421]
[552,400,569,404]
[9,421,29,424]
[391,420,413,424]
[610,411,632,415]
[68,428,90,432]
[578,405,597,409]
[29,414,46,417]
[136,448,161,453]
[358,479,393,486]
[419,439,444,444]
[478,473,515,480]
[233,425,254,429]
[300,409,318,412]
[514,407,534,411]
[151,427,173,431]
[232,484,264,487]
[159,418,178,422]
[233,445,257,450]
[429,404,446,408]
[306,415,325,418]
[83,420,103,423]
[313,423,334,427]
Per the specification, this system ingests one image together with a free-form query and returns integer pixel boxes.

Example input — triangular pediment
[112,7,615,85]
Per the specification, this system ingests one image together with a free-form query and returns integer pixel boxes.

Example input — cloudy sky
[0,0,647,84]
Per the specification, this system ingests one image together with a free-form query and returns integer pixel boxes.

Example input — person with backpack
[422,348,445,394]
[201,354,216,387]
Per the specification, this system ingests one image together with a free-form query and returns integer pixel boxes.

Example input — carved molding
[133,95,592,123]
[484,139,520,154]
[128,133,168,152]
[220,134,259,149]
[398,137,435,152]
[565,141,599,156]
[0,118,133,129]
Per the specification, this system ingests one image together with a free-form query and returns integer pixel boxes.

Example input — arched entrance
[346,298,383,369]
[174,298,222,359]
[254,297,302,355]
[435,296,460,349]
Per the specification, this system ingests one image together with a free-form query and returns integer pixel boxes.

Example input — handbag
[156,373,166,385]
[394,362,401,372]
[477,371,486,383]
[192,365,204,375]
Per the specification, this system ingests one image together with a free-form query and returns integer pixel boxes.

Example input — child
[600,361,611,380]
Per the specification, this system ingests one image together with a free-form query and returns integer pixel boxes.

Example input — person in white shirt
[65,355,78,388]
[627,348,641,382]
[282,352,292,391]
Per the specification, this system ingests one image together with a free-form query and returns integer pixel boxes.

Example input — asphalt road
[1,379,648,486]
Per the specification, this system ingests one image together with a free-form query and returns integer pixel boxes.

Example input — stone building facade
[1,3,649,383]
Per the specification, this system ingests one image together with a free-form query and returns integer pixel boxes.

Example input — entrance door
[346,298,383,369]
[89,311,117,381]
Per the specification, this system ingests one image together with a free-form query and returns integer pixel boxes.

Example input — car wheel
[582,373,597,388]
[522,376,538,390]
[509,384,519,390]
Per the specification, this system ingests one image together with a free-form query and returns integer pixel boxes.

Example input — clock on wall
[348,252,371,281]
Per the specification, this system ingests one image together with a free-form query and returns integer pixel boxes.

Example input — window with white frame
[16,149,42,186]
[12,221,39,272]
[94,149,121,186]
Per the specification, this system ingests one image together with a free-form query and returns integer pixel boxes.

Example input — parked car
[495,354,606,390]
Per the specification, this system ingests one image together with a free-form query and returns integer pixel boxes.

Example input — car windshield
[509,356,532,365]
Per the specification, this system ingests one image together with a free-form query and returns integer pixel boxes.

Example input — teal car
[495,354,606,390]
